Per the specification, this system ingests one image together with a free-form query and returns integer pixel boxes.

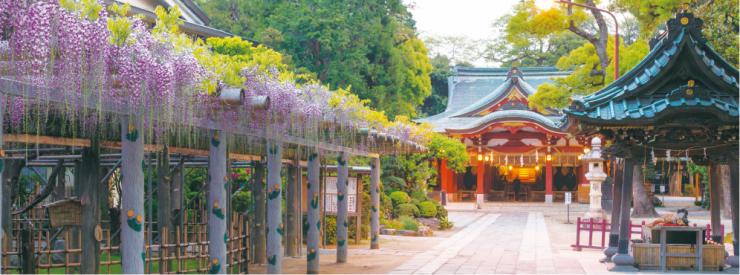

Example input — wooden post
[727,157,739,267]
[475,162,484,208]
[285,157,301,256]
[78,141,102,274]
[306,151,320,273]
[120,115,145,274]
[546,158,553,203]
[709,162,723,243]
[251,160,266,264]
[439,159,448,205]
[336,152,349,263]
[266,140,283,273]
[0,94,4,272]
[610,158,636,271]
[208,130,228,274]
[370,157,380,249]
[157,146,171,272]
[603,158,622,261]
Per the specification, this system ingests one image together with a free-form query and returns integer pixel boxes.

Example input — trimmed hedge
[418,201,437,217]
[395,203,419,217]
[389,191,411,206]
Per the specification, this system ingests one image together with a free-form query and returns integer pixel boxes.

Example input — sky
[405,0,520,67]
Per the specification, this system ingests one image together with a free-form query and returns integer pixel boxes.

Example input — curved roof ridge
[445,109,567,132]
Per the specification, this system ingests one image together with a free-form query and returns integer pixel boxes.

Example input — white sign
[324,177,357,214]
[564,192,572,205]
[659,185,666,194]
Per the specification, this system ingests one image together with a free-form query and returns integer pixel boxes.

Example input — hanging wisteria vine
[0,0,431,154]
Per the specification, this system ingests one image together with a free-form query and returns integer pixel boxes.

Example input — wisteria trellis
[0,0,429,153]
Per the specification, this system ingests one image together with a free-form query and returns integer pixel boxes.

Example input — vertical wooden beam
[285,157,301,256]
[0,95,4,272]
[475,162,484,208]
[336,152,349,263]
[120,115,145,274]
[727,157,738,267]
[251,160,266,264]
[157,146,171,273]
[610,158,636,271]
[266,140,283,273]
[603,158,622,262]
[370,157,380,249]
[306,151,320,273]
[545,159,553,203]
[709,162,723,243]
[440,159,448,205]
[79,141,101,274]
[208,130,228,274]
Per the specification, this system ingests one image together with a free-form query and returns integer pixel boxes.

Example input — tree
[614,0,739,66]
[425,35,484,66]
[196,0,433,119]
[484,7,586,67]
[419,54,452,116]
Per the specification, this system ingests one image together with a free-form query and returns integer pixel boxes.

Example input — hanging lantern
[508,165,513,171]
[535,149,539,163]
[583,147,591,154]
[535,165,540,171]
[484,155,489,162]
[520,154,524,167]
[546,154,552,161]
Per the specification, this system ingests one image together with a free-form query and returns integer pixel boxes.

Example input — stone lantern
[583,137,606,219]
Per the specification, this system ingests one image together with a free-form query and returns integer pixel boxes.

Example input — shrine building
[417,67,589,205]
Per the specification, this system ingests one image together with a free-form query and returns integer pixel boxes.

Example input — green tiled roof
[416,67,569,132]
[566,12,739,125]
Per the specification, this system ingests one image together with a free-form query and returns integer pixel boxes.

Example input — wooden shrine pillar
[252,160,267,264]
[727,157,739,267]
[285,157,301,257]
[440,159,448,205]
[709,162,723,243]
[475,162,484,209]
[603,158,623,262]
[336,152,349,263]
[0,95,4,272]
[306,152,321,273]
[370,157,381,249]
[545,158,553,203]
[208,130,227,274]
[610,158,637,271]
[120,116,145,274]
[157,146,172,272]
[78,140,102,274]
[266,140,283,273]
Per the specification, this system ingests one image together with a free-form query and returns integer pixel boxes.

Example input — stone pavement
[390,207,606,274]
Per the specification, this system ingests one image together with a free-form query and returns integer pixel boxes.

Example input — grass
[8,252,244,274]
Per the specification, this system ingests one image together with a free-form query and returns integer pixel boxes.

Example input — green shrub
[399,216,419,231]
[395,203,419,217]
[410,189,428,202]
[381,192,394,219]
[418,201,438,217]
[438,217,454,230]
[436,203,448,219]
[381,218,404,230]
[389,191,411,206]
[324,216,337,245]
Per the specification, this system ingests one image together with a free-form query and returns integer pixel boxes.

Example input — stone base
[726,255,739,268]
[476,194,484,209]
[600,246,617,263]
[585,209,606,220]
[545,194,553,204]
[609,253,637,272]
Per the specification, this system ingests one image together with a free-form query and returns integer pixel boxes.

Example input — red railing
[571,217,724,251]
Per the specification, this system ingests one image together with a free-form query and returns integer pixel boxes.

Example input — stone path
[389,213,500,274]
[390,211,591,274]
